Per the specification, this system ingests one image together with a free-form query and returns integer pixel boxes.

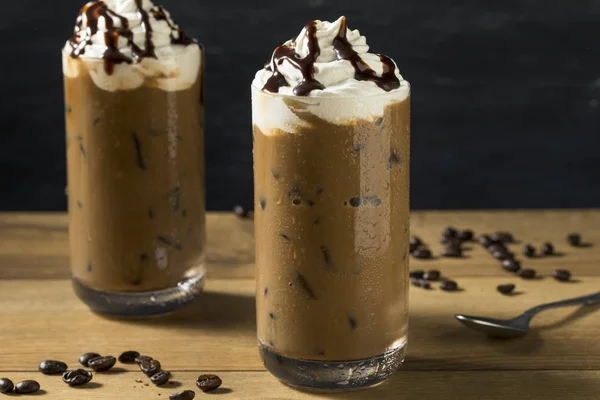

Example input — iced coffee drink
[252,17,410,390]
[63,0,205,316]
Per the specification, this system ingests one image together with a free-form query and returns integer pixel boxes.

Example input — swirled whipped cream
[63,0,201,92]
[252,16,409,98]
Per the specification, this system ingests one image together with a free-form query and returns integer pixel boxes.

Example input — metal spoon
[455,291,600,338]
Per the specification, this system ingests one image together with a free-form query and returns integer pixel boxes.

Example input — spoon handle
[524,291,600,316]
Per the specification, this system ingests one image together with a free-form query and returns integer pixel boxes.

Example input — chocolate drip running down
[69,0,193,75]
[264,22,325,96]
[262,17,400,96]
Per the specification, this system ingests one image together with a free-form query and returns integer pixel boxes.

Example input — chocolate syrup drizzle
[262,16,400,96]
[69,1,193,75]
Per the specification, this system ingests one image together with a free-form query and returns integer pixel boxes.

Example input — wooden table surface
[1,210,599,399]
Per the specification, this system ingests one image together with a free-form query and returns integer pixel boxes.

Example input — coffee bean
[552,269,571,282]
[423,270,441,281]
[119,351,140,364]
[492,250,512,261]
[233,205,250,218]
[0,378,14,394]
[518,268,536,279]
[487,243,507,254]
[458,229,474,241]
[409,236,421,252]
[15,380,40,394]
[412,248,432,259]
[442,226,458,238]
[541,242,554,255]
[151,370,171,386]
[140,359,162,376]
[196,374,222,392]
[170,390,196,400]
[497,284,516,295]
[411,278,431,289]
[440,280,459,291]
[478,235,492,247]
[63,369,93,386]
[502,259,521,273]
[409,270,425,279]
[567,233,582,247]
[491,232,514,243]
[79,352,101,367]
[88,356,116,372]
[523,244,536,257]
[135,355,153,365]
[39,360,68,375]
[441,245,462,258]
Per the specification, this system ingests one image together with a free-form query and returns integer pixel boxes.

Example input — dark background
[1,0,599,211]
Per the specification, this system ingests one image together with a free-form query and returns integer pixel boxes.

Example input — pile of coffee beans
[409,228,589,295]
[5,351,224,397]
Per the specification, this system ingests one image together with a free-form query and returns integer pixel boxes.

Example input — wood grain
[0,278,598,372]
[0,210,599,279]
[0,371,597,400]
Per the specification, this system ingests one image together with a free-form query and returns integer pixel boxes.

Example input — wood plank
[1,278,598,372]
[0,370,597,400]
[0,210,599,279]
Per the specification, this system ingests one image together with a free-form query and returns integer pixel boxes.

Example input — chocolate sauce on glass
[69,1,194,75]
[262,17,400,96]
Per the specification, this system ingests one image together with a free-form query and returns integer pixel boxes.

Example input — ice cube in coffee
[63,0,205,316]
[252,16,411,390]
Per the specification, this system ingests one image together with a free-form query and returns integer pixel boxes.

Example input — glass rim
[250,81,410,101]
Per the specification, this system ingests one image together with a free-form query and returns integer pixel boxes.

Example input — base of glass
[72,269,205,317]
[259,341,406,391]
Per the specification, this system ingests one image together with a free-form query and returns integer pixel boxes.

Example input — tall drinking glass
[252,86,411,390]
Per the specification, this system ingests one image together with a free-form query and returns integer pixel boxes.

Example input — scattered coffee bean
[567,233,582,247]
[15,380,40,394]
[441,245,462,258]
[440,280,459,291]
[491,232,514,243]
[552,269,572,282]
[523,244,536,257]
[79,352,101,367]
[458,229,474,241]
[409,236,422,252]
[88,355,116,372]
[170,390,196,400]
[39,360,68,375]
[518,268,536,279]
[135,355,153,365]
[140,359,162,376]
[411,278,431,289]
[409,270,425,279]
[0,378,14,394]
[151,370,171,386]
[492,250,512,261]
[442,226,458,238]
[478,235,492,247]
[502,259,521,273]
[196,374,222,392]
[233,205,250,218]
[63,369,93,386]
[497,284,516,295]
[423,270,441,281]
[487,243,507,254]
[541,242,554,255]
[412,248,432,259]
[118,351,140,364]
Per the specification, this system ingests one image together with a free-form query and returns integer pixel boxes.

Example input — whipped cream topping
[252,16,409,97]
[63,0,201,92]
